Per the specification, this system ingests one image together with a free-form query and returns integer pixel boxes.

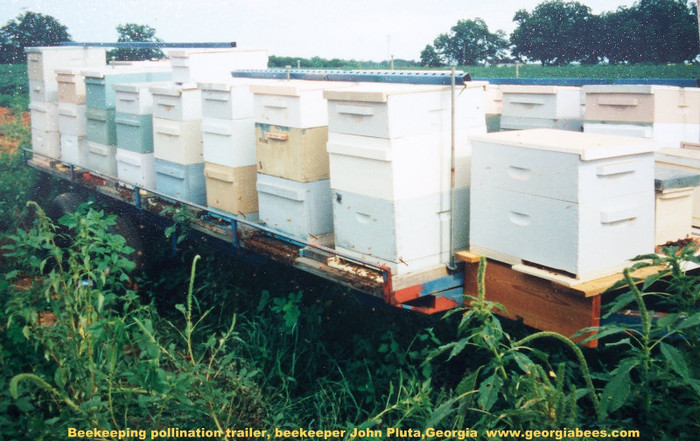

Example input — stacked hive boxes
[655,144,700,226]
[250,81,346,242]
[150,83,206,204]
[83,65,172,176]
[470,129,658,282]
[323,82,487,275]
[200,80,261,216]
[500,85,583,131]
[56,68,91,165]
[26,47,106,160]
[114,82,170,188]
[583,85,700,147]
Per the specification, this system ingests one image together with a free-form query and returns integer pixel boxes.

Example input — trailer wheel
[46,192,145,272]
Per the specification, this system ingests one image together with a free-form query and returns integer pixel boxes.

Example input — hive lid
[148,82,199,96]
[582,84,678,94]
[499,85,579,94]
[654,163,700,191]
[81,64,171,78]
[469,128,659,160]
[323,81,485,103]
[197,78,270,92]
[249,79,353,96]
[113,81,172,93]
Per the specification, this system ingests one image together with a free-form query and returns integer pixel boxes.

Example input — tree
[633,0,699,63]
[419,44,443,67]
[0,12,71,64]
[108,23,164,62]
[432,19,508,66]
[510,1,596,65]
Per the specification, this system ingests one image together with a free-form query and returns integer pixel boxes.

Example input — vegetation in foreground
[0,139,699,440]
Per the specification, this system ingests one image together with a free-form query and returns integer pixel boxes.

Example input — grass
[459,63,700,79]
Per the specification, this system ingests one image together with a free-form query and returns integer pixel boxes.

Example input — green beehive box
[116,112,154,153]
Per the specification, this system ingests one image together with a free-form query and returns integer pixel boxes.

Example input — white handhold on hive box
[57,103,87,136]
[150,83,202,121]
[202,117,256,167]
[152,117,203,165]
[199,80,262,120]
[255,123,329,182]
[25,46,106,82]
[115,148,156,189]
[655,145,700,226]
[167,48,268,84]
[470,129,658,283]
[256,173,333,242]
[653,164,700,246]
[583,85,700,147]
[500,85,583,131]
[323,81,487,138]
[204,162,258,215]
[332,187,470,275]
[327,127,485,201]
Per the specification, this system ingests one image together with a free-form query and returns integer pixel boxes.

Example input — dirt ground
[0,107,31,154]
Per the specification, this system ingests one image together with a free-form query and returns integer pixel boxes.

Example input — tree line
[421,0,699,66]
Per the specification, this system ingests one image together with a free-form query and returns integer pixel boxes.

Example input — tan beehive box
[204,162,258,215]
[255,123,329,182]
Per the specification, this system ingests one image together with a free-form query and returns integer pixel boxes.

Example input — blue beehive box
[154,159,207,205]
[116,112,154,153]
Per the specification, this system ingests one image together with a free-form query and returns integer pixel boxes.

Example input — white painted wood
[114,82,169,115]
[115,148,156,188]
[29,80,58,102]
[470,186,654,279]
[500,85,583,120]
[655,187,694,245]
[60,134,88,166]
[655,147,700,226]
[26,47,105,81]
[152,118,203,165]
[471,140,655,202]
[201,117,256,167]
[29,101,59,132]
[327,126,486,200]
[86,141,117,176]
[500,115,583,131]
[332,187,470,275]
[31,128,60,159]
[167,48,268,83]
[57,103,87,136]
[325,82,486,138]
[199,79,264,120]
[150,83,202,121]
[256,174,333,238]
[584,122,699,148]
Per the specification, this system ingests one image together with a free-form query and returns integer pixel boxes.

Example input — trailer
[23,43,700,348]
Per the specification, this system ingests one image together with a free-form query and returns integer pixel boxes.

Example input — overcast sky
[1,0,637,61]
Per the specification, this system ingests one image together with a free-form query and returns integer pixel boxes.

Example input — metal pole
[447,63,457,271]
[286,65,291,81]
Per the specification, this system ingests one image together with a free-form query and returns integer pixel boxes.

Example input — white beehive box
[150,83,202,121]
[60,134,88,165]
[500,85,583,120]
[484,84,502,115]
[583,85,700,125]
[204,163,258,215]
[57,103,87,136]
[251,80,352,128]
[470,129,658,282]
[327,126,486,200]
[25,47,106,82]
[584,121,700,148]
[29,80,58,102]
[152,118,203,165]
[256,173,333,240]
[655,146,700,226]
[29,101,59,132]
[86,141,117,176]
[201,117,256,167]
[31,128,60,159]
[199,79,263,120]
[500,116,584,131]
[167,48,268,84]
[114,81,169,115]
[653,164,700,246]
[324,81,486,138]
[332,187,470,275]
[116,148,156,188]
